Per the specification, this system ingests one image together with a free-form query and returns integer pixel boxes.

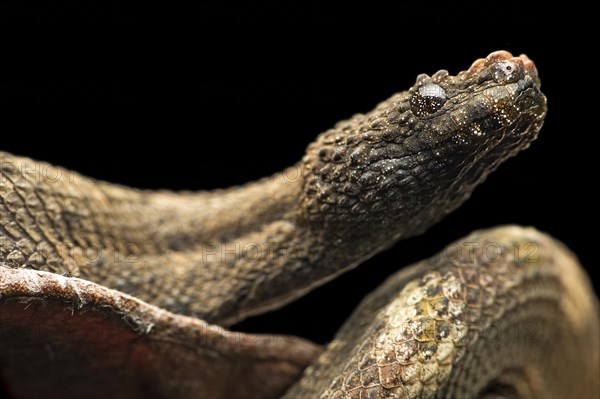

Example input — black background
[0,2,594,344]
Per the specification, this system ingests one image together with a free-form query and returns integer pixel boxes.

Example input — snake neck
[0,150,385,323]
[0,152,305,265]
[140,165,305,252]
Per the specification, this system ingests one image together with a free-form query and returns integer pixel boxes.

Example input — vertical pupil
[410,83,447,117]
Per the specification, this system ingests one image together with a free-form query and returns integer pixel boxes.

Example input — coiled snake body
[0,51,598,398]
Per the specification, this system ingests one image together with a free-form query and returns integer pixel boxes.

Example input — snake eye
[410,83,447,117]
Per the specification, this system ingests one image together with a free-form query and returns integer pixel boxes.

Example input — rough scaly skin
[1,227,597,398]
[283,227,599,398]
[0,51,546,326]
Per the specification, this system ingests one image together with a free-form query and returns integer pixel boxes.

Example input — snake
[0,51,598,399]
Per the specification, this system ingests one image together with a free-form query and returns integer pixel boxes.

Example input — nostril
[492,60,524,84]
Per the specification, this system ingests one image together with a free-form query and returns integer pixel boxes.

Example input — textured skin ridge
[0,265,321,399]
[284,227,599,398]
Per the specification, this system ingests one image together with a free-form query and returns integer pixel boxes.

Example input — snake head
[301,51,547,242]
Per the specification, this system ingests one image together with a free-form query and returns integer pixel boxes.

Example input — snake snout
[467,50,542,89]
